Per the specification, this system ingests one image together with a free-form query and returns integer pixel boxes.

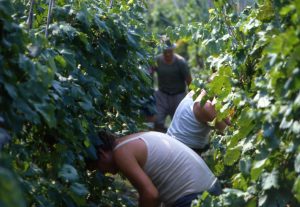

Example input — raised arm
[193,90,230,133]
[114,146,160,207]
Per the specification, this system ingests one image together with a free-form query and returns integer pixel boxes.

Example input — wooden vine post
[45,0,54,37]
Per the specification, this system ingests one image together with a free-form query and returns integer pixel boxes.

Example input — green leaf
[245,197,257,207]
[28,45,42,57]
[58,164,79,182]
[99,42,115,61]
[0,0,13,16]
[279,117,293,129]
[208,73,231,98]
[224,146,241,166]
[258,194,267,207]
[292,121,300,134]
[240,18,261,34]
[223,188,246,197]
[221,34,230,41]
[24,163,43,177]
[295,92,300,107]
[0,128,11,149]
[292,176,300,202]
[0,167,26,207]
[59,49,76,69]
[261,169,279,190]
[295,153,300,173]
[54,55,67,68]
[70,183,89,196]
[79,99,94,111]
[83,138,90,147]
[69,183,88,206]
[253,158,268,169]
[266,29,299,56]
[251,158,268,181]
[94,16,110,33]
[257,96,271,108]
[254,92,271,108]
[257,0,274,21]
[127,32,140,48]
[4,83,17,99]
[232,173,247,191]
[239,156,252,175]
[280,5,295,16]
[52,80,66,95]
[48,57,57,72]
[34,102,57,128]
[76,10,90,27]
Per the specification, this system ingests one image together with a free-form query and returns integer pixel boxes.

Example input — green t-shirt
[155,54,190,95]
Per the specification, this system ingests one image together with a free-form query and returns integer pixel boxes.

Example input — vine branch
[45,0,54,38]
[27,0,35,29]
[109,0,114,9]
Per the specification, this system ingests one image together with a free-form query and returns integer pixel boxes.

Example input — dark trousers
[172,180,222,207]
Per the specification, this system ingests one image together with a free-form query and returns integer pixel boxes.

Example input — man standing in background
[151,37,192,132]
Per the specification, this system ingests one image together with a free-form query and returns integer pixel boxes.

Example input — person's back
[114,131,218,206]
[167,92,211,150]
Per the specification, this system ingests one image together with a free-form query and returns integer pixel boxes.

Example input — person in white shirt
[86,131,222,207]
[167,88,231,154]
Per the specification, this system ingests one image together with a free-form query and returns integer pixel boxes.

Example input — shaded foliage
[0,0,153,206]
[168,0,300,206]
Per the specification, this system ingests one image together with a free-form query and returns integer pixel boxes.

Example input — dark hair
[97,130,117,151]
[161,36,176,51]
[85,130,117,171]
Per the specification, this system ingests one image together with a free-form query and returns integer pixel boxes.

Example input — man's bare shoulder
[118,132,147,142]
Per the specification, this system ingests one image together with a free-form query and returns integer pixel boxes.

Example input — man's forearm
[215,117,231,133]
[215,121,227,133]
[138,189,160,207]
[139,196,160,207]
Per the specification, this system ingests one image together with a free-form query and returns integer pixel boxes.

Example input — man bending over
[87,131,221,207]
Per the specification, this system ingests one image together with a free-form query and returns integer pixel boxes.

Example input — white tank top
[114,131,216,206]
[167,92,211,149]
